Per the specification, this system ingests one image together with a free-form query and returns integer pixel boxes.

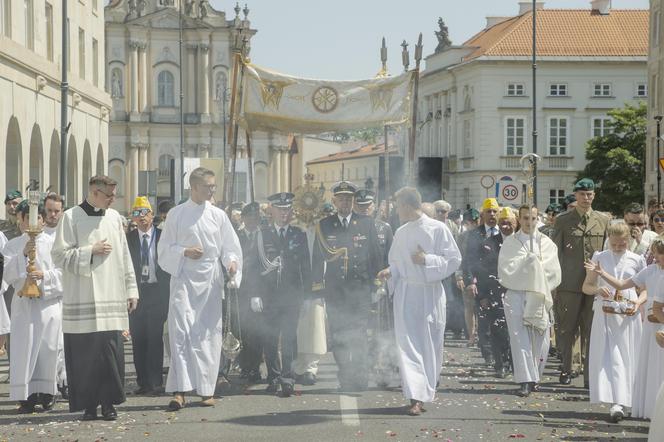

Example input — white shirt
[274,223,290,238]
[485,224,498,238]
[338,214,352,228]
[137,225,158,284]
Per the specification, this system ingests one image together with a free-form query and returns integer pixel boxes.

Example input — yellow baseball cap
[498,207,515,220]
[482,198,499,211]
[131,196,152,211]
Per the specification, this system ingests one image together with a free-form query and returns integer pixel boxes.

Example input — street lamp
[656,115,663,204]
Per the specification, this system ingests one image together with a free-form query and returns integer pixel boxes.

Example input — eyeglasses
[131,208,151,217]
[626,222,647,227]
[197,184,217,191]
[654,217,664,223]
[95,188,116,200]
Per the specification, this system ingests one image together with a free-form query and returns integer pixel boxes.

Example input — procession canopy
[240,63,414,134]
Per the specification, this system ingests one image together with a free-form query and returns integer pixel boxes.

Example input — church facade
[105,0,290,213]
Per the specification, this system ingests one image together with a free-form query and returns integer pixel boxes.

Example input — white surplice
[631,264,664,418]
[388,214,461,403]
[158,199,242,396]
[0,230,10,335]
[588,250,645,408]
[4,233,63,400]
[42,224,66,387]
[499,231,561,384]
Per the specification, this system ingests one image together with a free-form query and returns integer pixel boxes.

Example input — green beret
[241,202,261,216]
[463,208,480,221]
[4,189,22,204]
[16,199,44,216]
[545,203,562,214]
[574,178,595,192]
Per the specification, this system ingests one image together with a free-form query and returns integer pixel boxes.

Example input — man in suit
[311,181,382,391]
[236,202,264,383]
[127,196,170,395]
[552,178,609,387]
[253,193,311,396]
[463,198,502,365]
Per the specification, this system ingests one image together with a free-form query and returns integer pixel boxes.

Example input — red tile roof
[307,143,398,165]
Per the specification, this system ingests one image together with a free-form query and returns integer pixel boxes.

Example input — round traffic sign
[480,175,495,189]
[502,184,518,201]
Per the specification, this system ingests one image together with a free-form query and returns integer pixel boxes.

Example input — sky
[207,0,649,80]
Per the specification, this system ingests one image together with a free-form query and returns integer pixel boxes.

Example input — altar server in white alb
[586,238,664,420]
[52,176,138,421]
[582,222,646,423]
[4,200,63,413]
[158,167,242,411]
[378,187,461,416]
[498,206,561,398]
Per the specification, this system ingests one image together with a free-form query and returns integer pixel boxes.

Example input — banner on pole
[241,64,414,134]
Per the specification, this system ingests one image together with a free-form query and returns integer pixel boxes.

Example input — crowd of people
[0,171,662,440]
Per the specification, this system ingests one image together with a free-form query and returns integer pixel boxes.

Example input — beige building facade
[0,0,111,216]
[647,0,664,204]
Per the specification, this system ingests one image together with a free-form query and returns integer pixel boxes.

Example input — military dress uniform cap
[241,201,261,216]
[230,202,245,211]
[4,189,22,204]
[463,208,480,221]
[268,192,295,208]
[574,178,595,192]
[332,181,358,195]
[355,189,376,205]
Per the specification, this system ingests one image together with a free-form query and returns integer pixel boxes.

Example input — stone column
[270,147,280,193]
[280,148,289,191]
[129,41,140,113]
[199,43,210,115]
[139,143,149,170]
[187,44,197,113]
[139,43,148,112]
[129,143,140,200]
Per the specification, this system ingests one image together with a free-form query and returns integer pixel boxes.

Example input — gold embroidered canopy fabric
[241,63,414,134]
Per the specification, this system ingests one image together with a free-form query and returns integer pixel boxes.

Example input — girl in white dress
[582,223,646,422]
[586,237,664,420]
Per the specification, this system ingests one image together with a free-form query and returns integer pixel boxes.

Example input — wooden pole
[383,125,390,201]
[245,130,255,202]
[408,33,423,186]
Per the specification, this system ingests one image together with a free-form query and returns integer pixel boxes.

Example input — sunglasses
[131,208,151,217]
[627,222,647,227]
[654,217,664,223]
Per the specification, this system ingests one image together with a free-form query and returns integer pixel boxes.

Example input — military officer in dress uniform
[552,178,609,387]
[312,181,382,391]
[236,202,264,383]
[353,189,393,268]
[254,193,311,396]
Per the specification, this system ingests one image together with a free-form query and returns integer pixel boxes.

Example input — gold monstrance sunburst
[293,171,326,227]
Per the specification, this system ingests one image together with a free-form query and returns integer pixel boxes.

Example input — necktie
[342,218,348,230]
[141,234,149,282]
[279,227,286,242]
[488,227,496,237]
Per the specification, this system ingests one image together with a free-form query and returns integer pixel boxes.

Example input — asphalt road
[0,337,653,441]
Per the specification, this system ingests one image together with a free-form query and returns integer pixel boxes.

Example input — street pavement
[0,336,653,441]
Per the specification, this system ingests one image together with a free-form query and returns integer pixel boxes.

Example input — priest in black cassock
[52,176,139,421]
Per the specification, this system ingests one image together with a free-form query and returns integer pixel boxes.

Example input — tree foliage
[579,102,647,215]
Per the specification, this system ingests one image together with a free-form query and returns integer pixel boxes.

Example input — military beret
[4,189,22,204]
[355,189,375,205]
[545,203,562,214]
[574,178,595,192]
[463,208,480,221]
[16,199,43,216]
[331,181,358,195]
[267,192,294,208]
[241,201,260,216]
[449,209,462,221]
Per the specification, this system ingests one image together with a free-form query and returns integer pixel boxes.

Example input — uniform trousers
[555,290,593,381]
[263,302,300,385]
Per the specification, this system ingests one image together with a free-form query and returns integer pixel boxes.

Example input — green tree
[579,102,647,215]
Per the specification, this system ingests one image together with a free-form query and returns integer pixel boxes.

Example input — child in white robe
[4,200,63,413]
[648,299,664,441]
[582,223,646,422]
[586,237,664,420]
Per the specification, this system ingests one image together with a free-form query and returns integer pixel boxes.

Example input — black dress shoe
[296,373,316,386]
[82,407,98,421]
[281,382,294,397]
[516,382,531,397]
[17,401,35,414]
[266,382,279,393]
[58,385,69,400]
[40,393,56,411]
[101,404,117,421]
[559,372,572,385]
[494,367,506,379]
[133,386,152,395]
[531,382,541,392]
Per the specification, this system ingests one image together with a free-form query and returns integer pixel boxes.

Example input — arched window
[157,70,174,106]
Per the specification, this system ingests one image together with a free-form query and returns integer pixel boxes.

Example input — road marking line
[339,394,360,426]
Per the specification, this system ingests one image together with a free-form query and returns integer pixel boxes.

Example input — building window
[593,83,612,97]
[78,28,85,79]
[549,189,565,205]
[158,71,175,106]
[24,0,33,50]
[45,3,53,61]
[548,117,568,156]
[636,83,648,97]
[505,117,526,156]
[463,119,471,156]
[2,0,11,37]
[507,83,525,96]
[549,83,567,97]
[591,117,613,138]
[92,38,99,86]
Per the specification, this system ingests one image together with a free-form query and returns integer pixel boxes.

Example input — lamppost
[656,115,663,204]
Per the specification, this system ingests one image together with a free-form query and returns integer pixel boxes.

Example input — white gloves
[250,297,263,312]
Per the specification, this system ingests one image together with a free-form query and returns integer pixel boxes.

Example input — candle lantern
[19,191,43,298]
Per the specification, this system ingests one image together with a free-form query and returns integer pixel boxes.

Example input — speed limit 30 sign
[502,184,519,201]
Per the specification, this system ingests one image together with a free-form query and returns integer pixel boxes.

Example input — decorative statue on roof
[185,0,195,16]
[199,0,210,18]
[435,17,452,53]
